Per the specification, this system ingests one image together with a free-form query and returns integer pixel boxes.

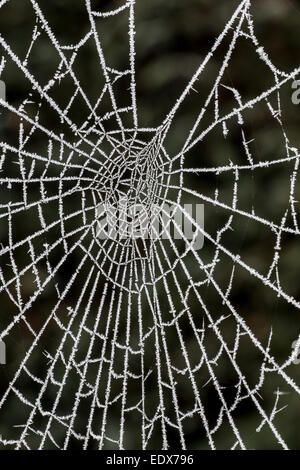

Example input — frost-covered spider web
[0,0,300,450]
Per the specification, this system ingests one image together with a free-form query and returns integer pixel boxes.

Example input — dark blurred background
[0,0,300,450]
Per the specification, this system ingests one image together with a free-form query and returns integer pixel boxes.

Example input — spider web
[0,0,300,450]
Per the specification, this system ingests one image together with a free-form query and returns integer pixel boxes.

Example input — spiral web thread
[0,0,300,450]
